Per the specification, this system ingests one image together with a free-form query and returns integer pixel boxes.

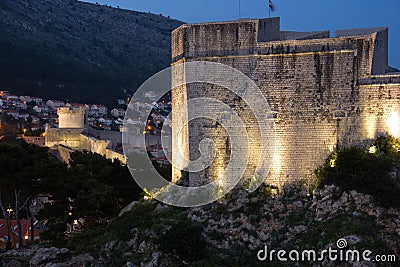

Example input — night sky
[85,0,400,68]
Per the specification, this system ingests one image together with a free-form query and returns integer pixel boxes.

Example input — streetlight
[6,207,13,217]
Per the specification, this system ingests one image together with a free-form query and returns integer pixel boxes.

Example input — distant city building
[5,94,18,101]
[19,96,32,103]
[144,91,158,101]
[65,103,86,109]
[18,113,29,121]
[23,136,45,147]
[88,104,108,116]
[111,108,126,118]
[0,91,10,97]
[46,100,65,109]
[6,110,19,119]
[33,105,49,114]
[29,194,54,216]
[14,101,27,110]
[0,219,40,249]
[117,99,126,105]
[31,97,43,105]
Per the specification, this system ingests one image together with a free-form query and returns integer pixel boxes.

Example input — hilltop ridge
[0,0,183,106]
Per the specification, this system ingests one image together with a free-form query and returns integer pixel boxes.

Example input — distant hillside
[0,0,183,106]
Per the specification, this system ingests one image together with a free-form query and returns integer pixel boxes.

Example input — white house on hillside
[111,108,126,118]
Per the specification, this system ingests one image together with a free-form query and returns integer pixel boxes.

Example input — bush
[158,220,207,262]
[68,225,106,253]
[316,136,400,208]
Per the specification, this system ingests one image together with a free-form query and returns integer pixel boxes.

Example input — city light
[7,207,13,217]
[369,146,377,154]
[329,159,336,168]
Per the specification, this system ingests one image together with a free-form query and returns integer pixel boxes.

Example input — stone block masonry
[171,17,400,188]
[45,107,126,164]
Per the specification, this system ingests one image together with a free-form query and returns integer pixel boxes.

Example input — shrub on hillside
[315,136,400,208]
[158,220,207,263]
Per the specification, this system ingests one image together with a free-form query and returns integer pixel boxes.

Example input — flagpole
[239,0,241,18]
[268,0,271,18]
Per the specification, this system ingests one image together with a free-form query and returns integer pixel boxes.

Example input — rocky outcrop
[1,185,399,266]
[1,246,94,267]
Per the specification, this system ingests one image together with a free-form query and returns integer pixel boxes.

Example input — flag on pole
[269,0,276,12]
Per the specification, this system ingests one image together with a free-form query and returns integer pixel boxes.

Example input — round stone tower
[57,107,85,129]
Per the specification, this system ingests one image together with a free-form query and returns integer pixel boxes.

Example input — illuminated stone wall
[45,128,83,148]
[58,107,85,129]
[45,107,126,164]
[171,17,400,187]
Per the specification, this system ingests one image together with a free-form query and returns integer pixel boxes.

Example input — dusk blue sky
[86,0,400,68]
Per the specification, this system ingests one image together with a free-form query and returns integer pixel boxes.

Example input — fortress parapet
[171,17,400,187]
[57,107,86,129]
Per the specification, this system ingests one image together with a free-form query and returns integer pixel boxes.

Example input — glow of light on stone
[365,113,377,139]
[218,174,224,186]
[387,111,400,138]
[272,138,283,176]
[215,150,225,186]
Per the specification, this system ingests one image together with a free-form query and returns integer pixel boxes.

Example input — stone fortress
[45,107,126,163]
[171,17,400,188]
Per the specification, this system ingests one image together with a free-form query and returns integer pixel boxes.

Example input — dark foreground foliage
[316,135,400,208]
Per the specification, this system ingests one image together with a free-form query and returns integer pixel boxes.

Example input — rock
[127,237,139,250]
[45,263,65,267]
[105,240,116,250]
[66,253,94,266]
[352,211,362,217]
[343,235,361,245]
[321,195,331,202]
[352,261,376,267]
[138,241,149,252]
[1,259,22,267]
[256,231,269,241]
[249,214,258,222]
[124,252,134,257]
[29,247,69,266]
[154,204,169,213]
[150,252,161,266]
[293,225,307,234]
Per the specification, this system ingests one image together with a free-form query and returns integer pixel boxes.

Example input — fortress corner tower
[171,17,400,188]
